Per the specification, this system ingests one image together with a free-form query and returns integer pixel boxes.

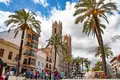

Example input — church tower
[52,20,62,37]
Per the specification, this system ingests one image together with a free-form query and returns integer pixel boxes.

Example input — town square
[0,0,120,80]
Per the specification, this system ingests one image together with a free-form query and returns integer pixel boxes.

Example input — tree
[73,0,117,76]
[94,61,103,71]
[84,58,91,72]
[46,34,67,70]
[72,57,82,72]
[95,44,113,59]
[5,9,41,76]
[61,56,73,77]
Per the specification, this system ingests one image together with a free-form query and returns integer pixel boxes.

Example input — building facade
[44,47,53,74]
[51,21,72,75]
[110,55,120,74]
[0,28,40,72]
[0,38,19,73]
[36,49,46,72]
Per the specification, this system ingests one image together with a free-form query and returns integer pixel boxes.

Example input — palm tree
[46,34,67,70]
[61,56,73,77]
[84,58,91,72]
[79,57,85,72]
[73,57,82,72]
[94,61,103,71]
[5,9,41,76]
[95,44,113,59]
[73,0,117,76]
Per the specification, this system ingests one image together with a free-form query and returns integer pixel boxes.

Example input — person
[45,71,49,80]
[13,67,17,75]
[61,70,65,79]
[30,69,34,79]
[26,70,30,78]
[53,68,59,80]
[37,71,40,79]
[41,70,45,79]
[0,76,4,80]
[34,70,38,80]
[5,70,10,80]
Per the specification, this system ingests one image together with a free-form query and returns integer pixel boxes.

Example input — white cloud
[0,0,11,5]
[36,1,120,67]
[0,10,13,31]
[33,0,49,7]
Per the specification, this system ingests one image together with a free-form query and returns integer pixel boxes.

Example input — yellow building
[0,38,19,71]
[21,28,40,72]
[0,28,40,72]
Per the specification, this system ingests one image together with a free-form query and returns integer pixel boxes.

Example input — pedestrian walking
[5,70,10,80]
[41,70,45,79]
[34,70,38,80]
[53,68,59,80]
[61,70,65,79]
[45,71,49,80]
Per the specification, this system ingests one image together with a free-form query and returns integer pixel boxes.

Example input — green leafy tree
[72,57,81,72]
[95,44,113,58]
[46,34,67,70]
[73,0,117,76]
[84,58,91,72]
[61,56,73,77]
[94,61,103,71]
[5,9,41,76]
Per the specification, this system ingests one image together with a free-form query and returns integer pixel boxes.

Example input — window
[42,63,44,67]
[30,59,36,66]
[15,54,19,61]
[38,62,40,67]
[28,34,31,39]
[23,58,28,64]
[49,64,51,69]
[50,58,52,62]
[0,48,4,57]
[8,52,13,60]
[31,42,38,49]
[26,41,31,47]
[46,56,49,61]
[46,63,48,68]
[54,28,56,33]
[24,50,30,56]
[32,34,38,41]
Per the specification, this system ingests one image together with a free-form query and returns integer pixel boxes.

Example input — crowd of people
[24,68,65,80]
[2,68,65,80]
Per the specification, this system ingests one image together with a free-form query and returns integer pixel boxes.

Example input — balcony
[32,34,38,42]
[24,50,36,57]
[23,58,28,65]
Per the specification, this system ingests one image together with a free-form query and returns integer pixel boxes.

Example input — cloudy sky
[0,0,120,66]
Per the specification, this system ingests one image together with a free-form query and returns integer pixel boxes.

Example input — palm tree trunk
[54,46,57,70]
[17,29,25,76]
[93,15,107,77]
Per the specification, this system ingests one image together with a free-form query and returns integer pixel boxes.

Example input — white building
[36,49,46,72]
[110,55,120,74]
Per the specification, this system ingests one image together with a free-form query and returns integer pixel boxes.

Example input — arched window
[54,28,56,33]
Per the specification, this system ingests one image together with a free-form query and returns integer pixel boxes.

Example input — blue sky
[0,0,78,17]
